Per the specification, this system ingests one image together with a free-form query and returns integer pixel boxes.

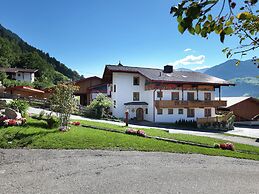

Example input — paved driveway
[0,149,259,194]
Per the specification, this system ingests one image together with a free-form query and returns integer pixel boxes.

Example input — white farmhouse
[99,64,234,123]
[0,67,37,83]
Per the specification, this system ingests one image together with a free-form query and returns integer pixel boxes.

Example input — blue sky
[0,0,257,77]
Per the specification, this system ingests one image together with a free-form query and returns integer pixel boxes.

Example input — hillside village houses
[87,63,234,123]
[0,67,37,83]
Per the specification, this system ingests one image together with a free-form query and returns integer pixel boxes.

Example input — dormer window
[133,76,140,85]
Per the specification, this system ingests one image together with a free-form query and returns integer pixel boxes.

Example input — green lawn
[0,118,259,161]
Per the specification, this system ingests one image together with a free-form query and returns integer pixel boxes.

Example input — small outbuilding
[219,97,259,121]
[4,86,45,99]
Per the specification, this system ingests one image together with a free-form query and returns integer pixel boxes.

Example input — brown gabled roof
[0,67,38,73]
[5,86,44,93]
[74,76,102,84]
[103,65,234,86]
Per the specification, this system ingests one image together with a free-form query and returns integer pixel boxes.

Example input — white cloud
[169,55,205,66]
[192,65,211,71]
[184,48,192,52]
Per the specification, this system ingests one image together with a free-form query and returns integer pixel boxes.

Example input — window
[204,92,211,101]
[145,108,148,114]
[113,100,116,108]
[187,92,195,101]
[205,108,211,117]
[157,108,163,115]
[157,91,163,98]
[168,109,174,114]
[133,92,140,101]
[178,109,183,114]
[114,84,116,92]
[133,76,140,85]
[18,73,21,77]
[171,92,179,100]
[187,109,195,118]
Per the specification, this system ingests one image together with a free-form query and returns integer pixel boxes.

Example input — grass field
[0,118,259,160]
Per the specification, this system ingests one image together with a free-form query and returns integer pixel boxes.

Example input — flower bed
[214,142,235,151]
[69,121,81,126]
[0,114,26,127]
[2,118,26,126]
[125,128,146,137]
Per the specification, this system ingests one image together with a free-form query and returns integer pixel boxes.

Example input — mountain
[204,59,258,80]
[204,59,259,97]
[0,24,83,88]
[194,67,209,73]
[176,68,192,71]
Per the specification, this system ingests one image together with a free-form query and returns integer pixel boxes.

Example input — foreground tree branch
[170,0,259,66]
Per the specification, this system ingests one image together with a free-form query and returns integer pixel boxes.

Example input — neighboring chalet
[74,76,104,105]
[101,64,234,122]
[0,67,37,83]
[4,86,45,99]
[219,97,259,121]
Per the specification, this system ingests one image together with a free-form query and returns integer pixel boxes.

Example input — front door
[136,108,144,121]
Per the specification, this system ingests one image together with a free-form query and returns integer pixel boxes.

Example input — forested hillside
[0,24,83,88]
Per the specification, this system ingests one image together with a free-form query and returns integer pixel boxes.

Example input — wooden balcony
[155,100,227,109]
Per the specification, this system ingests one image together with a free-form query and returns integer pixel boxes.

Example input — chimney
[118,61,123,66]
[163,65,173,73]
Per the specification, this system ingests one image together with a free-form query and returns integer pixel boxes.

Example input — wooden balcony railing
[155,100,227,108]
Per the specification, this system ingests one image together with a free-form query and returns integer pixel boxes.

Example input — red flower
[219,143,235,151]
[8,119,17,126]
[73,121,80,126]
[137,130,146,137]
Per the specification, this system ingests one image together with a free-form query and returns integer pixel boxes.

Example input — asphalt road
[0,149,259,194]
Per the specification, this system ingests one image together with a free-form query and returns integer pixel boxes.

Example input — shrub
[8,99,29,117]
[174,119,197,128]
[45,114,60,129]
[38,110,46,119]
[84,94,113,119]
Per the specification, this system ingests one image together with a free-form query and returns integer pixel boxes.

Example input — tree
[0,72,7,82]
[85,94,113,119]
[170,0,259,65]
[49,83,79,130]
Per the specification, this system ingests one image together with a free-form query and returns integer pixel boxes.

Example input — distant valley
[177,59,259,97]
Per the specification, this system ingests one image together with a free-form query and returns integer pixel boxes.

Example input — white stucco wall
[111,72,154,121]
[15,72,35,83]
[155,108,206,123]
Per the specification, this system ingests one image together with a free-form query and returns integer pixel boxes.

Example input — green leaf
[178,24,185,34]
[177,15,182,23]
[208,14,212,21]
[226,20,232,26]
[203,21,210,27]
[224,27,234,35]
[188,27,195,35]
[222,47,229,53]
[237,12,252,20]
[195,23,201,34]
